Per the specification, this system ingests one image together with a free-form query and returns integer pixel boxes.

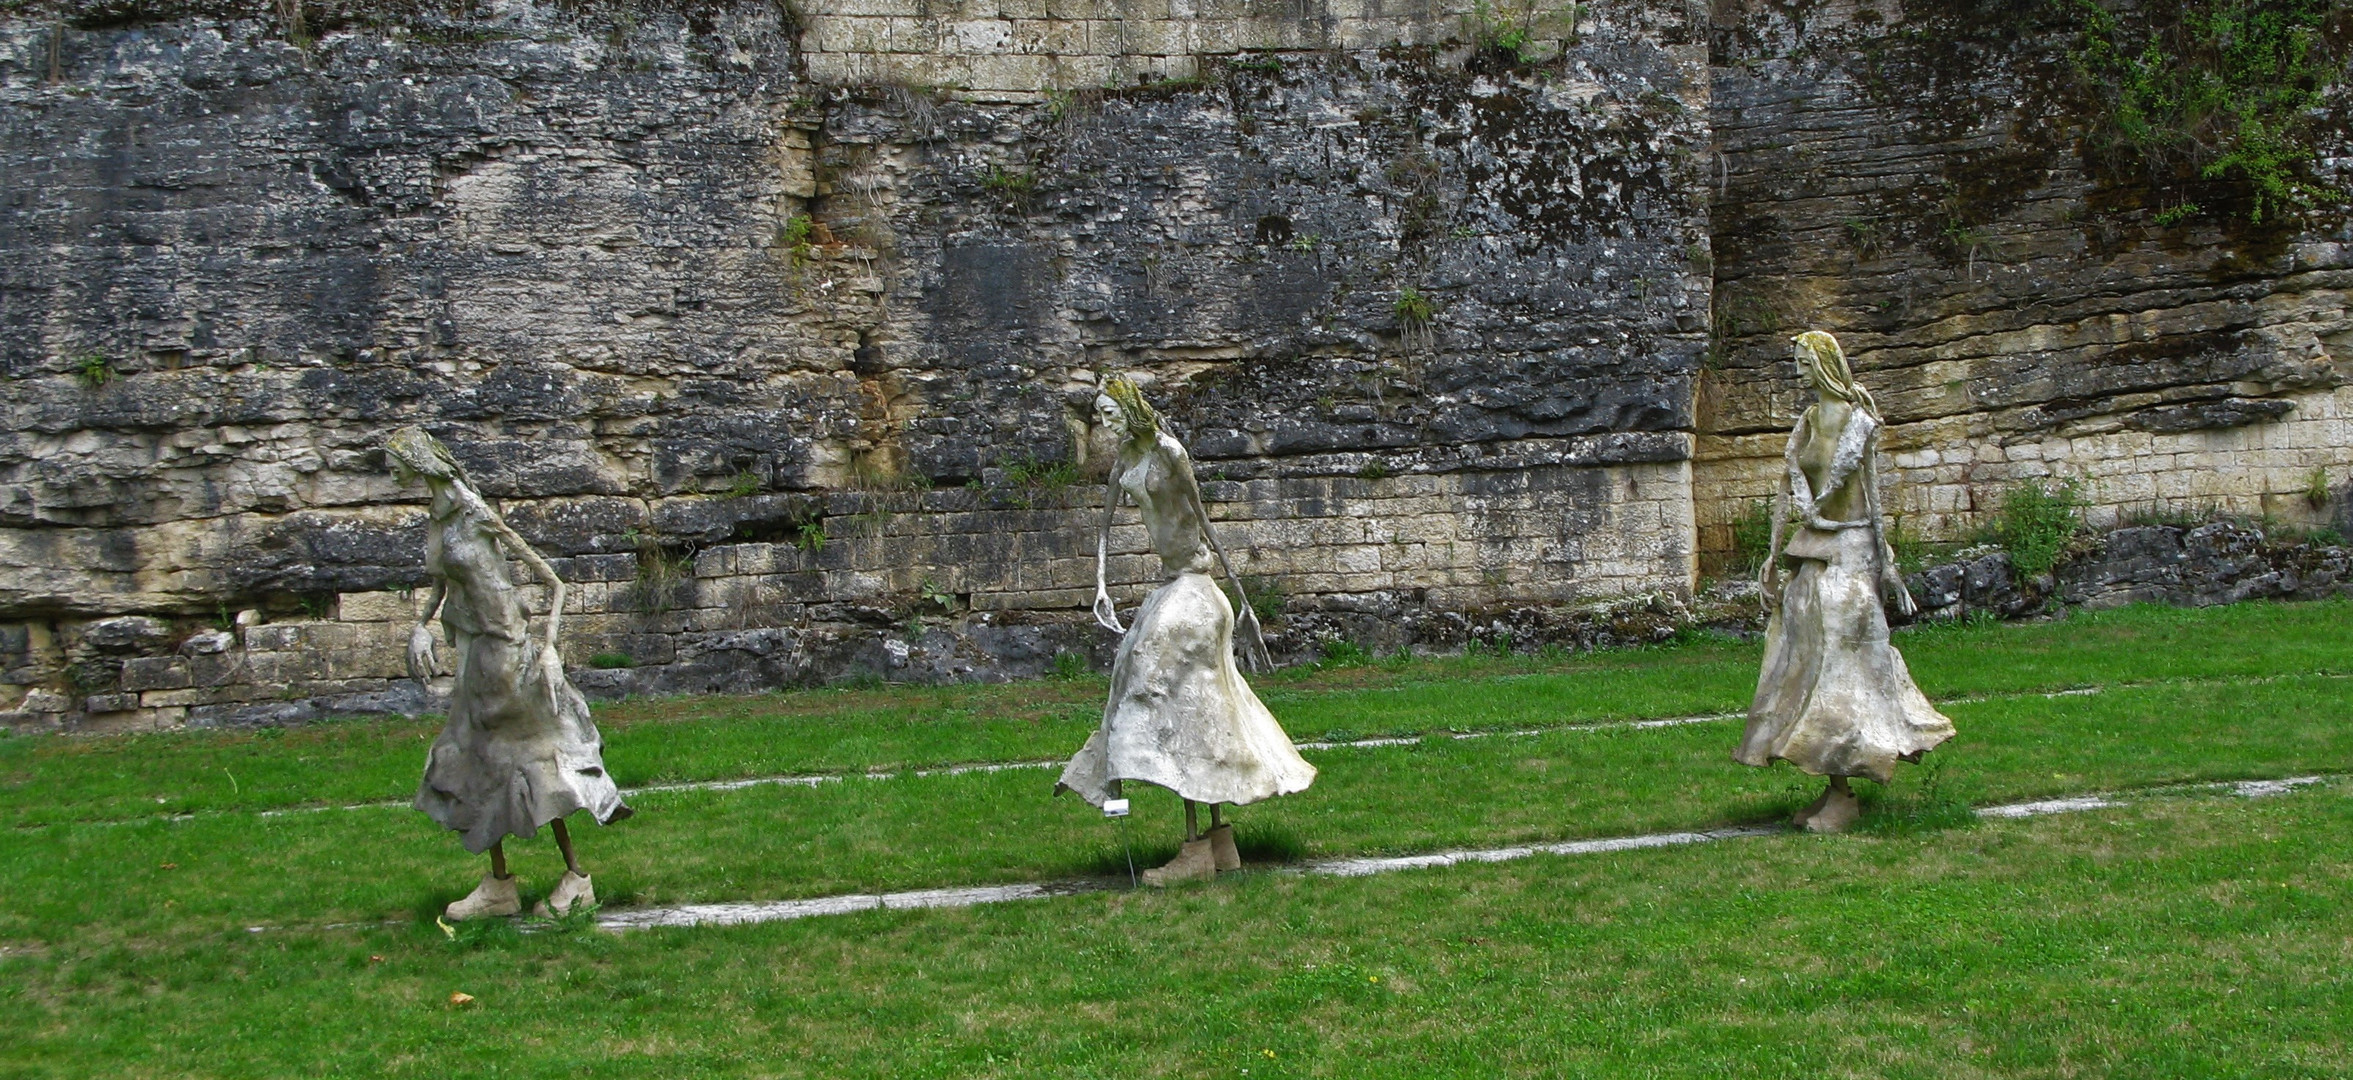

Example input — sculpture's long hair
[384,426,470,485]
[1793,330,1881,422]
[1100,373,1161,441]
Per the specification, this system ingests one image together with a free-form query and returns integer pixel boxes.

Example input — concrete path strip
[592,775,2333,932]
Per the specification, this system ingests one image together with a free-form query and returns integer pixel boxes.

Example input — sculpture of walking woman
[1056,376,1316,884]
[1738,332,1954,832]
[387,427,631,919]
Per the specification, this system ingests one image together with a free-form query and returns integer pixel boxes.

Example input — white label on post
[1103,798,1130,818]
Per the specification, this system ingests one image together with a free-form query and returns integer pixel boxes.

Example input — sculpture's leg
[1804,775,1862,834]
[1206,802,1240,872]
[489,840,509,880]
[1183,799,1199,842]
[551,817,583,875]
[536,816,598,918]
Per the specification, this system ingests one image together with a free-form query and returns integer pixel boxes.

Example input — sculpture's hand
[1757,562,1780,614]
[1809,515,1871,532]
[1092,589,1125,634]
[1887,564,1919,619]
[1234,604,1273,674]
[405,624,438,683]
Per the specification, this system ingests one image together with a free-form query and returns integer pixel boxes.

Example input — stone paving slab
[592,775,2337,932]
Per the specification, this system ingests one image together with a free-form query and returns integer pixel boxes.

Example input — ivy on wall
[2068,0,2352,224]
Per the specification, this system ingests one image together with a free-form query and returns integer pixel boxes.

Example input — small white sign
[1103,798,1130,818]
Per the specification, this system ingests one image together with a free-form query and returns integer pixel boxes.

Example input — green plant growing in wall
[2068,0,2344,224]
[981,166,1037,207]
[1986,478,2085,580]
[2306,467,2332,510]
[625,531,693,617]
[1730,497,1776,573]
[74,354,113,389]
[795,521,826,553]
[1394,287,1438,349]
[722,470,762,499]
[588,652,635,670]
[778,213,818,264]
[998,455,1081,509]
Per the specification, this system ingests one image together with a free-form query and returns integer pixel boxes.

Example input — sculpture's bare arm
[488,516,567,651]
[1092,472,1125,634]
[1167,445,1272,673]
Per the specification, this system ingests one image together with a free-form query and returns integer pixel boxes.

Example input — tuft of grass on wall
[1986,478,2085,579]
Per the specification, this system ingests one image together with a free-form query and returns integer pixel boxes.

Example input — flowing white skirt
[415,632,631,853]
[1739,528,1954,784]
[1058,572,1316,807]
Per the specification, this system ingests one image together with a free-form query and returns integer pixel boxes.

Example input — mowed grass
[0,599,2348,1076]
[2,672,2348,949]
[4,598,2351,825]
[0,787,2345,1078]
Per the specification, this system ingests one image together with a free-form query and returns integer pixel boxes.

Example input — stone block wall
[0,0,1712,730]
[9,0,2353,732]
[798,0,1602,100]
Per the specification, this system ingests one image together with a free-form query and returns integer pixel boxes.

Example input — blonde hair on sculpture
[384,426,469,484]
[1101,373,1161,439]
[1793,330,1880,421]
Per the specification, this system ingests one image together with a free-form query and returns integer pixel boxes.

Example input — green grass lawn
[5,599,2350,825]
[0,600,2348,1076]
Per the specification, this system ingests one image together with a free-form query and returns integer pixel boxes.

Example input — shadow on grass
[1852,761,1979,838]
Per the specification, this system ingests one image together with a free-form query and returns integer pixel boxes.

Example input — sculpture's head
[1098,374,1160,443]
[1791,330,1879,420]
[384,426,465,486]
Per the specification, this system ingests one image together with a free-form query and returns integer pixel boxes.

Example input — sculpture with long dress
[1737,332,1955,832]
[1055,376,1317,885]
[387,427,632,919]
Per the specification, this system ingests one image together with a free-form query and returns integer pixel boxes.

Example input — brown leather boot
[1140,838,1217,887]
[1205,824,1241,871]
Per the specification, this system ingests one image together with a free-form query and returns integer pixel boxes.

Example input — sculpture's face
[1094,393,1127,433]
[1793,337,1832,393]
[384,427,455,486]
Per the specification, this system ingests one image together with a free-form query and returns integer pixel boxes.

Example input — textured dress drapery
[413,498,630,854]
[1057,439,1317,808]
[1737,407,1954,785]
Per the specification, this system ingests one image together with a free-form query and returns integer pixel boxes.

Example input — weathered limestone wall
[1695,1,2353,564]
[12,0,2353,733]
[0,0,1711,729]
[799,0,1641,100]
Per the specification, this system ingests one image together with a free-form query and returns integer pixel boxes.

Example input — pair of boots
[443,870,597,920]
[1140,823,1241,887]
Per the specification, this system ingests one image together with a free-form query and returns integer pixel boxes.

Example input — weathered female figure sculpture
[1738,332,1954,833]
[387,427,631,919]
[1056,376,1316,884]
